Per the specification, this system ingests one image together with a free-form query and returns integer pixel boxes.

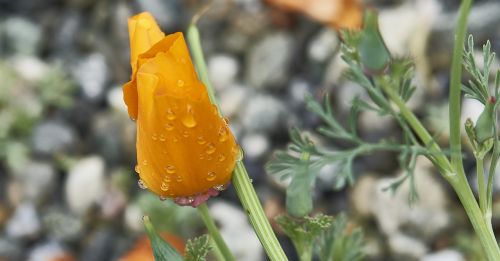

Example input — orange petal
[128,12,165,74]
[133,40,237,197]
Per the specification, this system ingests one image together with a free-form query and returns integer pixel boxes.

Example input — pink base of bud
[173,188,220,207]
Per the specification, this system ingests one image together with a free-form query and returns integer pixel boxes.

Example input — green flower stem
[187,24,218,107]
[232,162,289,260]
[449,0,472,170]
[197,203,235,261]
[475,155,487,214]
[187,23,288,261]
[380,83,500,260]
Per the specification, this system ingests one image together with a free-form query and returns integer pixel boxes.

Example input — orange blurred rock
[120,233,185,261]
[266,0,363,29]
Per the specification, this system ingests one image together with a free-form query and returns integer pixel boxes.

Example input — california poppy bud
[123,12,239,207]
[475,96,496,143]
[357,9,391,74]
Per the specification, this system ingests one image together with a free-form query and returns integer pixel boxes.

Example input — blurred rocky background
[0,0,499,260]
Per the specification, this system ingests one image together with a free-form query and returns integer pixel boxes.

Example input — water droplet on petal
[134,165,140,174]
[218,127,228,142]
[206,172,216,181]
[222,117,230,126]
[138,179,148,189]
[199,154,205,160]
[196,136,206,145]
[205,143,216,154]
[166,108,176,120]
[214,184,226,191]
[175,175,183,182]
[165,123,174,131]
[182,130,189,138]
[182,105,197,128]
[159,196,168,201]
[159,134,166,142]
[142,160,148,165]
[163,175,171,182]
[152,134,158,141]
[165,165,176,174]
[177,79,185,87]
[218,154,226,162]
[130,117,137,122]
[160,182,169,191]
[173,136,179,143]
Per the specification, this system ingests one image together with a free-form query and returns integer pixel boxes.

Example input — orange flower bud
[123,12,238,206]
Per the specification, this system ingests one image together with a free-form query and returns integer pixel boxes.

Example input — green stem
[187,22,288,261]
[380,83,500,260]
[187,25,219,108]
[232,162,289,260]
[197,203,235,261]
[449,0,472,171]
[475,155,488,214]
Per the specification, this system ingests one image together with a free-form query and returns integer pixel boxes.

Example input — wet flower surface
[123,12,238,205]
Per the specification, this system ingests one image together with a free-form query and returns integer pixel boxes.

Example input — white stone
[246,32,293,89]
[220,85,250,117]
[28,241,67,261]
[6,202,41,239]
[422,249,465,261]
[308,28,338,63]
[209,201,262,261]
[106,86,127,113]
[124,204,143,232]
[208,54,239,91]
[72,52,108,100]
[241,94,286,133]
[352,158,450,239]
[65,156,106,214]
[9,56,49,82]
[388,232,428,258]
[241,133,270,159]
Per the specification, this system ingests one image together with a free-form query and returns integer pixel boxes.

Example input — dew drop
[222,117,230,126]
[163,175,172,182]
[196,136,206,145]
[159,134,166,142]
[159,196,168,201]
[166,108,176,120]
[160,182,169,191]
[142,160,148,165]
[177,79,185,87]
[182,105,197,128]
[236,146,244,161]
[165,123,174,131]
[173,136,179,143]
[181,130,189,138]
[206,172,216,181]
[138,179,148,189]
[187,197,194,203]
[205,143,216,154]
[130,117,137,122]
[175,175,183,182]
[199,154,205,160]
[207,156,213,161]
[165,165,176,174]
[134,165,141,174]
[218,154,226,162]
[214,184,226,191]
[151,134,158,141]
[218,127,228,142]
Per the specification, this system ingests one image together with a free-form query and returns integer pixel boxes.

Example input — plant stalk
[380,84,500,260]
[197,203,235,261]
[187,23,288,261]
